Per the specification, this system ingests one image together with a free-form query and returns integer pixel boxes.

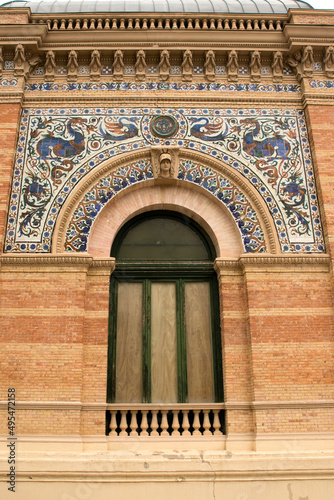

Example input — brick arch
[88,182,242,258]
[56,151,275,256]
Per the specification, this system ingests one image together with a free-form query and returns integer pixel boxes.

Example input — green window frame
[107,211,224,405]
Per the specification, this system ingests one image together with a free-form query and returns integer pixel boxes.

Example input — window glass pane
[151,283,178,403]
[117,217,210,261]
[185,282,214,403]
[116,283,142,403]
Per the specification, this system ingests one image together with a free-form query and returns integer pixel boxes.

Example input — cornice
[214,254,331,274]
[22,93,303,108]
[239,253,331,270]
[0,254,115,270]
[1,399,333,411]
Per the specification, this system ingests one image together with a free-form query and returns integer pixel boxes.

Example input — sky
[308,0,334,8]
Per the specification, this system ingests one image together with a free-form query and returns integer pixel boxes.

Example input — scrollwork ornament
[324,46,334,78]
[182,50,193,82]
[227,50,238,82]
[302,46,314,78]
[90,50,101,81]
[272,51,283,82]
[250,51,261,82]
[113,50,124,81]
[135,50,146,81]
[159,50,170,81]
[14,44,26,76]
[67,50,78,81]
[204,50,216,82]
[45,50,56,81]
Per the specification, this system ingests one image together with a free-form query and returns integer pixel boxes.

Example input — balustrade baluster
[182,410,191,436]
[212,409,221,435]
[128,410,136,436]
[160,410,169,436]
[141,410,149,436]
[203,410,211,435]
[192,410,201,436]
[109,410,118,436]
[119,410,128,436]
[170,410,177,436]
[151,410,159,436]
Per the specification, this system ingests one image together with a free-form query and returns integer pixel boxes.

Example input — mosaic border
[64,159,266,254]
[24,81,302,93]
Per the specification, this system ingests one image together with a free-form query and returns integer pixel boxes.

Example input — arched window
[107,211,223,407]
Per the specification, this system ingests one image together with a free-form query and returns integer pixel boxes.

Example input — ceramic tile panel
[4,106,324,254]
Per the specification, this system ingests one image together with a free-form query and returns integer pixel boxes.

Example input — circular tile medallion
[150,115,178,138]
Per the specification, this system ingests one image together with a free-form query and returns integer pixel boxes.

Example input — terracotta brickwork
[306,105,334,260]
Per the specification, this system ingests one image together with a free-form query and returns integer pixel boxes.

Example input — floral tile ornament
[5,107,324,254]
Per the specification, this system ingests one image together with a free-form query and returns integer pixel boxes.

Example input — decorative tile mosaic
[309,80,334,88]
[24,81,302,93]
[146,66,158,74]
[56,66,67,75]
[124,65,135,75]
[170,66,182,75]
[32,66,45,76]
[4,61,15,70]
[78,66,90,75]
[102,66,113,75]
[238,66,249,75]
[5,107,324,254]
[261,67,271,75]
[193,66,204,74]
[283,67,294,76]
[215,66,226,75]
[64,158,265,253]
[0,78,18,87]
[312,62,323,72]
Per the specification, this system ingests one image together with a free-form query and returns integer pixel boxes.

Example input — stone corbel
[324,46,334,78]
[227,50,238,82]
[204,50,216,82]
[113,49,124,81]
[151,147,179,180]
[135,49,146,81]
[90,49,101,80]
[301,45,314,78]
[45,50,56,81]
[14,44,26,76]
[67,50,78,81]
[159,50,170,81]
[250,50,261,82]
[272,51,283,82]
[182,49,193,81]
